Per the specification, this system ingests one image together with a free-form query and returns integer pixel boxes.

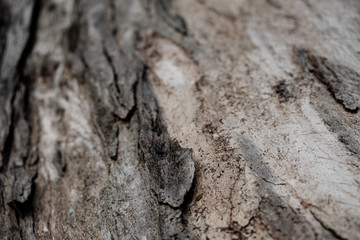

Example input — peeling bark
[1,0,360,239]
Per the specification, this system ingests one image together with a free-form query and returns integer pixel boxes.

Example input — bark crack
[310,210,347,240]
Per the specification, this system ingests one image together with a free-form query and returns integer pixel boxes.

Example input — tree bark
[0,0,359,239]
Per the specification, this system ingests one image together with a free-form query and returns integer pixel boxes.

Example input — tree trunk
[1,0,359,239]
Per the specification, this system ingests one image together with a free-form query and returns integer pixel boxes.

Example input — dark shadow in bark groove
[137,71,195,238]
[0,1,11,71]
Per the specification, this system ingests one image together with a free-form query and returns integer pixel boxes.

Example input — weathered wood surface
[0,0,359,239]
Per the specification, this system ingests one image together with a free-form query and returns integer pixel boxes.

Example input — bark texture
[0,0,359,239]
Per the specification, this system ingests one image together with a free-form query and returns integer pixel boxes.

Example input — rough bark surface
[0,0,359,239]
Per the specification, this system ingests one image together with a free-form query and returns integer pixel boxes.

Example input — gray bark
[0,0,359,239]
